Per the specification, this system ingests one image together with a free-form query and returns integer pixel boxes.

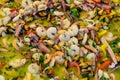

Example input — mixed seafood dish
[0,0,120,80]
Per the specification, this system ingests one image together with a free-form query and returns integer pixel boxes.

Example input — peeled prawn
[9,59,26,68]
[55,56,65,64]
[69,61,80,75]
[69,45,80,57]
[0,75,5,80]
[44,51,64,64]
[68,24,79,36]
[59,31,70,41]
[68,37,78,45]
[36,27,46,37]
[47,27,57,39]
[28,63,40,74]
[12,39,21,51]
[62,18,71,29]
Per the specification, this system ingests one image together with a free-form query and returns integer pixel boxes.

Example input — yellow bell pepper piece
[0,9,5,17]
[109,11,116,16]
[100,43,107,57]
[112,0,119,3]
[98,9,104,15]
[98,30,108,37]
[70,4,75,9]
[54,45,61,50]
[7,23,15,29]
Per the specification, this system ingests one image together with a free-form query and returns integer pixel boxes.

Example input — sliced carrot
[25,53,33,59]
[51,17,55,21]
[10,8,20,12]
[27,30,37,35]
[99,60,112,70]
[105,7,111,14]
[93,0,101,3]
[0,63,5,68]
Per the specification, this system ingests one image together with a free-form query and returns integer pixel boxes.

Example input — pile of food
[0,0,120,80]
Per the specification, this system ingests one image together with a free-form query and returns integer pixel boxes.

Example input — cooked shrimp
[44,51,64,64]
[62,18,71,29]
[0,75,5,80]
[47,27,57,39]
[69,61,80,75]
[36,27,46,37]
[9,59,26,68]
[28,63,40,74]
[68,24,79,36]
[59,31,70,41]
[49,52,65,67]
[32,53,41,61]
[68,37,78,45]
[55,56,65,64]
[49,58,55,67]
[44,54,52,64]
[86,53,95,59]
[69,45,80,57]
[12,39,21,51]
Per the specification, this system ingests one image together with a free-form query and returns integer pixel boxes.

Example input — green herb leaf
[110,39,120,53]
[70,8,79,17]
[39,56,44,64]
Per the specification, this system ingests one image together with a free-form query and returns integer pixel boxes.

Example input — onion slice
[101,37,117,65]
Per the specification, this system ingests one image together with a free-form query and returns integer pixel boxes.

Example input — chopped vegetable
[0,0,120,79]
[99,60,112,70]
[70,8,79,17]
